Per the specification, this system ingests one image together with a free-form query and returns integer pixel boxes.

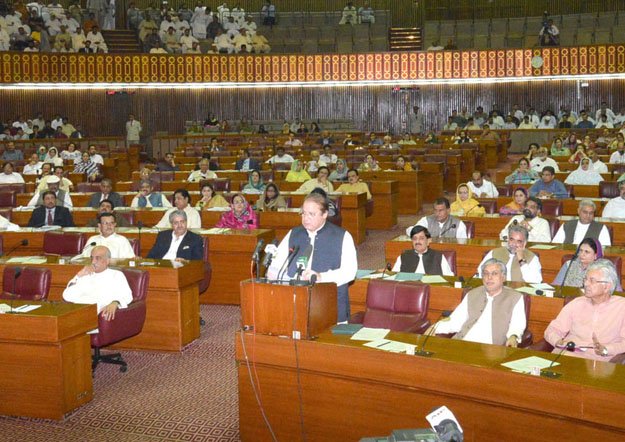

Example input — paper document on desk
[199,228,231,234]
[516,286,540,295]
[421,275,448,284]
[363,339,415,353]
[501,356,557,373]
[531,283,555,290]
[529,244,557,250]
[0,303,11,313]
[6,257,47,264]
[351,327,390,341]
[11,304,42,313]
[360,272,395,280]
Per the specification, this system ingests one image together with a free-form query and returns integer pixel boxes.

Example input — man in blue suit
[235,149,261,172]
[147,210,203,261]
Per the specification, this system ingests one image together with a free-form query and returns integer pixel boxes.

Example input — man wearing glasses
[267,192,357,322]
[544,260,625,361]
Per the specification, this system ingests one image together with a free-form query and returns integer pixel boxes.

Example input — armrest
[609,353,625,365]
[348,311,365,325]
[91,300,146,347]
[519,329,533,348]
[529,339,554,353]
[435,332,455,339]
[405,318,430,334]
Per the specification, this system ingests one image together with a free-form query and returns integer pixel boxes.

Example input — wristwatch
[601,346,609,357]
[518,259,526,265]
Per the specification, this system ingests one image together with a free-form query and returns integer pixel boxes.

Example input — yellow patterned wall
[2,45,625,84]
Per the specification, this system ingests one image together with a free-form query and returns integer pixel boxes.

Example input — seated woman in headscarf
[357,154,380,172]
[297,166,334,193]
[74,151,100,181]
[255,183,288,212]
[553,238,622,290]
[550,137,570,156]
[285,160,311,183]
[450,183,485,216]
[241,169,266,194]
[564,158,604,185]
[394,155,414,171]
[328,159,348,181]
[568,144,587,163]
[504,158,539,184]
[195,182,229,209]
[499,187,528,216]
[44,146,64,167]
[215,193,258,229]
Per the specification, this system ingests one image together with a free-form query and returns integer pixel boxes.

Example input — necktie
[47,209,53,226]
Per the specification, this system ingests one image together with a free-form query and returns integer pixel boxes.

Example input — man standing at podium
[267,193,358,322]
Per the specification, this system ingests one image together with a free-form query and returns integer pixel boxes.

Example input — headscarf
[564,158,604,185]
[256,183,287,211]
[215,194,258,229]
[44,147,63,166]
[285,160,311,183]
[560,238,603,288]
[450,183,485,216]
[499,187,528,215]
[329,159,348,181]
[242,171,265,193]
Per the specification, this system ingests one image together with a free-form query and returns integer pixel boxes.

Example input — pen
[376,341,390,348]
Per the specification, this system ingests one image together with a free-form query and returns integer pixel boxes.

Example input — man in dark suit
[87,179,124,208]
[147,210,203,261]
[235,149,261,171]
[27,191,75,228]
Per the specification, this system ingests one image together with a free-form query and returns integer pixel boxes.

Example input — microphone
[3,239,29,257]
[7,267,23,314]
[381,262,392,279]
[83,241,97,253]
[502,219,518,241]
[415,310,452,357]
[558,252,579,296]
[438,223,457,238]
[276,245,299,282]
[465,204,483,215]
[291,244,313,286]
[251,239,265,261]
[136,220,143,256]
[261,240,279,268]
[541,341,575,378]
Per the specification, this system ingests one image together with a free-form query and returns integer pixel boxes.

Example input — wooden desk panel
[0,256,203,352]
[359,171,423,214]
[367,180,398,229]
[0,302,96,420]
[491,197,610,216]
[237,331,625,441]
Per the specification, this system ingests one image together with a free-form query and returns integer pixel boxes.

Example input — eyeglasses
[583,277,610,285]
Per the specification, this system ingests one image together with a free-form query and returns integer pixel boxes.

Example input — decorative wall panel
[2,45,625,85]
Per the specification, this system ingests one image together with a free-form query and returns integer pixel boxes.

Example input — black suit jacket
[87,192,124,209]
[147,230,204,260]
[27,206,75,228]
[235,158,261,171]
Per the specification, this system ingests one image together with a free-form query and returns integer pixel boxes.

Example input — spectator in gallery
[538,17,559,46]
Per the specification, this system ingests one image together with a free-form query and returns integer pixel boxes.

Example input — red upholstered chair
[76,182,102,192]
[128,238,140,256]
[463,221,475,238]
[0,183,26,193]
[200,178,230,192]
[43,231,87,255]
[541,200,563,217]
[91,268,149,372]
[478,200,497,214]
[349,280,430,333]
[564,184,574,198]
[0,208,11,221]
[327,196,342,227]
[0,191,16,208]
[560,254,622,282]
[118,211,134,226]
[0,267,52,301]
[441,250,457,275]
[546,219,560,241]
[599,181,620,199]
[282,196,292,208]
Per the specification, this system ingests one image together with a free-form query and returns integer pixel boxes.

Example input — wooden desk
[491,196,610,216]
[0,301,96,419]
[384,237,625,287]
[237,331,625,441]
[0,256,203,352]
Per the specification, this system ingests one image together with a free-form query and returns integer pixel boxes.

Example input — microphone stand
[415,311,451,357]
[541,342,575,378]
[558,253,578,296]
[6,267,22,314]
[276,246,299,282]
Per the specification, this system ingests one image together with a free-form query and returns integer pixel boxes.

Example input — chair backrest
[0,191,16,207]
[76,182,101,192]
[259,170,274,182]
[119,211,134,226]
[0,208,12,221]
[564,184,574,198]
[272,162,292,171]
[0,183,26,193]
[599,181,620,198]
[479,200,497,214]
[464,220,475,238]
[1,266,52,301]
[547,218,560,240]
[327,195,342,226]
[440,250,457,274]
[200,178,230,192]
[43,231,87,255]
[128,238,140,256]
[198,236,212,293]
[496,185,512,197]
[541,199,563,217]
[561,254,623,282]
[121,268,150,301]
[363,280,430,332]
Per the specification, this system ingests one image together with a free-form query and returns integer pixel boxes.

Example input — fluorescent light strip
[2,73,625,89]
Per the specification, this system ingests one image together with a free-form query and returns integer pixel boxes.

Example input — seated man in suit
[155,152,180,172]
[392,226,454,276]
[405,197,468,239]
[545,260,625,361]
[235,149,261,171]
[87,178,124,208]
[27,190,75,227]
[478,225,542,283]
[63,245,133,321]
[147,210,203,261]
[86,199,131,228]
[428,258,526,347]
[498,196,552,243]
[27,175,73,208]
[154,188,202,229]
[552,199,611,246]
[81,212,135,259]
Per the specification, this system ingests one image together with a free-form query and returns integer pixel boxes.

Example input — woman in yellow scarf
[450,183,485,216]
